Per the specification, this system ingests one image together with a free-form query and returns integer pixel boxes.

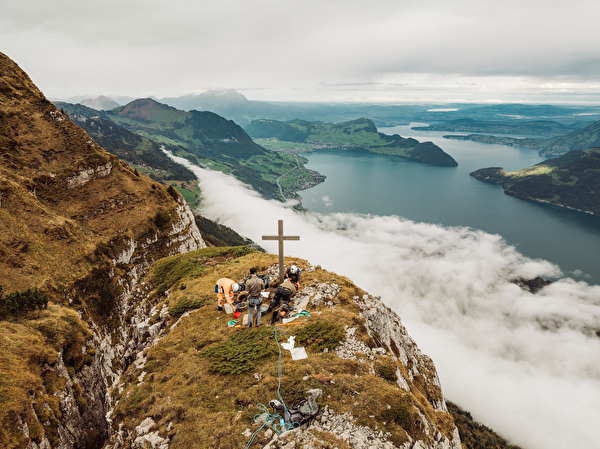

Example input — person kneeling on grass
[215,277,241,313]
[245,267,265,328]
[266,278,297,324]
[286,264,302,290]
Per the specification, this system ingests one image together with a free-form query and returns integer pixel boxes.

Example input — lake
[299,124,600,284]
[171,138,600,449]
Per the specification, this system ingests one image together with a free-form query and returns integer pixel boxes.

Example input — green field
[174,186,198,204]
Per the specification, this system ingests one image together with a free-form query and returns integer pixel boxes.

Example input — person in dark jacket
[245,267,264,328]
[267,278,297,324]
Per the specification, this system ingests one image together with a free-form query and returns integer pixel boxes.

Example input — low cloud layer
[169,152,600,449]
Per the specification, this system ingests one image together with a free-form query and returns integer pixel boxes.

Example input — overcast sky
[3,0,600,103]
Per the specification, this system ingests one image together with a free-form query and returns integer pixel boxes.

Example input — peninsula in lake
[245,118,458,167]
[470,147,600,215]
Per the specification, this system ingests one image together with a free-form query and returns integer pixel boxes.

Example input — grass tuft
[168,295,210,318]
[375,361,398,382]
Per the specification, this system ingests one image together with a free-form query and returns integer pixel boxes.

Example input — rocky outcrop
[83,202,205,444]
[0,52,207,449]
[13,203,206,449]
[105,259,461,449]
[259,404,461,449]
[66,163,113,189]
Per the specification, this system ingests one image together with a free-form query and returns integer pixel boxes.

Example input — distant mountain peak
[80,95,120,111]
[200,88,247,98]
[197,89,250,106]
[111,98,178,120]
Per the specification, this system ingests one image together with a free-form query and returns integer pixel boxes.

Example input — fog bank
[169,153,600,449]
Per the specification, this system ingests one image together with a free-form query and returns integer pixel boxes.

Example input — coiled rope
[244,325,298,448]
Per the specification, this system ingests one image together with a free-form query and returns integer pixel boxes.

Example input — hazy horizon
[47,89,600,107]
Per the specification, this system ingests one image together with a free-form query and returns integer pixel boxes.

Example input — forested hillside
[245,118,458,166]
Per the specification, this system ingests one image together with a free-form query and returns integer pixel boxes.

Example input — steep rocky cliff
[1,52,462,449]
[0,52,205,448]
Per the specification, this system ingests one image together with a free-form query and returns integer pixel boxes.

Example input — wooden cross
[262,219,300,281]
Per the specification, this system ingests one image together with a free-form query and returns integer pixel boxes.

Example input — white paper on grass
[290,347,308,360]
[281,336,295,350]
[279,336,307,360]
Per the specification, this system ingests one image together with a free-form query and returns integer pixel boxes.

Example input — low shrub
[381,395,415,429]
[200,326,279,374]
[154,254,206,295]
[294,321,343,352]
[0,285,48,320]
[375,362,398,382]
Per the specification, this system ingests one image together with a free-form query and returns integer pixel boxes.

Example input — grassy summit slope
[470,147,600,215]
[0,55,195,296]
[0,52,204,448]
[245,118,458,167]
[108,247,459,448]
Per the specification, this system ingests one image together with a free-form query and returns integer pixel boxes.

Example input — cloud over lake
[168,152,600,449]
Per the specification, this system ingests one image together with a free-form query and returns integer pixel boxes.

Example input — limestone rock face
[0,52,206,448]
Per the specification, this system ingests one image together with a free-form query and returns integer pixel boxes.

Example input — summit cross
[262,219,300,281]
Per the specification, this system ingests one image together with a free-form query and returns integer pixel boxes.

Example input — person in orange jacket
[215,277,241,312]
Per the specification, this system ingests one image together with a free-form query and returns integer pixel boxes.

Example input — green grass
[174,186,197,204]
[153,247,255,295]
[509,165,554,177]
[169,295,211,318]
[293,321,344,352]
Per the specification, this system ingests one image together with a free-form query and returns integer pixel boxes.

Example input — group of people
[215,265,302,328]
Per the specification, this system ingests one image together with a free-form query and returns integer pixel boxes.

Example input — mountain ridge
[102,98,326,204]
[80,95,121,111]
[0,51,206,448]
[53,102,197,182]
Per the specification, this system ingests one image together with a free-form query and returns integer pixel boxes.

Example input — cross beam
[262,219,300,281]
